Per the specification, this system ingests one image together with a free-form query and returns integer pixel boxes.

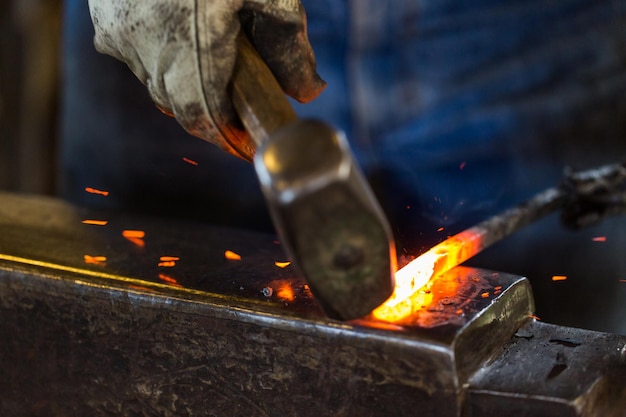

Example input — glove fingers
[240,2,326,103]
[90,0,322,162]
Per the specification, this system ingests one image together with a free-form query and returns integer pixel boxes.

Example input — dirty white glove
[88,0,325,160]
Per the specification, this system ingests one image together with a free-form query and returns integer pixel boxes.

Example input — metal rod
[372,161,626,321]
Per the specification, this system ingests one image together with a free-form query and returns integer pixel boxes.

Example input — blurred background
[0,0,62,195]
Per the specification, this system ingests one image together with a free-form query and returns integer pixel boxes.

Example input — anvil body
[0,192,625,416]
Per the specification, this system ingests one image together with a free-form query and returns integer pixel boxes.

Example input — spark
[437,227,444,232]
[274,261,291,268]
[592,236,607,242]
[81,219,108,226]
[122,230,145,238]
[271,280,296,302]
[225,250,242,261]
[123,230,145,247]
[158,273,182,287]
[552,275,568,282]
[126,237,145,247]
[182,157,198,166]
[481,292,490,298]
[85,187,109,196]
[84,255,107,265]
[158,256,179,267]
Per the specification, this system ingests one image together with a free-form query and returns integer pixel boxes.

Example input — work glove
[88,0,326,161]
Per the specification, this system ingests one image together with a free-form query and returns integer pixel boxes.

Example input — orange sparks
[182,157,198,166]
[271,280,296,302]
[552,275,568,282]
[158,256,179,267]
[528,314,541,321]
[592,236,607,242]
[85,187,109,196]
[437,227,445,232]
[81,219,108,226]
[126,237,145,247]
[481,292,490,298]
[619,279,626,283]
[372,226,487,322]
[225,250,242,261]
[84,255,107,265]
[158,273,182,287]
[276,286,294,302]
[122,230,145,238]
[274,261,291,269]
[122,230,145,247]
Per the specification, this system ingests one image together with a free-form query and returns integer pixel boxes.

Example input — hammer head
[254,120,396,320]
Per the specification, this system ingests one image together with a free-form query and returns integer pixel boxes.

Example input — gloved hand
[88,0,326,160]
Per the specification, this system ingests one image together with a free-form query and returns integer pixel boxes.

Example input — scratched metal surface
[0,191,322,317]
[0,194,522,417]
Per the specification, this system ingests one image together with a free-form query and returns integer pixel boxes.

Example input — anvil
[0,191,625,416]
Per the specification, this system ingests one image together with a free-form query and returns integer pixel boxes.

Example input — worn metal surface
[467,321,626,417]
[0,192,319,317]
[0,192,624,416]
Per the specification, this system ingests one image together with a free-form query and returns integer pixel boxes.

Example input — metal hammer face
[254,120,396,320]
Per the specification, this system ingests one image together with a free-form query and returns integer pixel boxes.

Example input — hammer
[230,34,396,320]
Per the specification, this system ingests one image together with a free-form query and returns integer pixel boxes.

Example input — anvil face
[0,192,625,416]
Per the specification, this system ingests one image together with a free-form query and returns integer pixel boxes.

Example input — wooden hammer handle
[231,33,298,148]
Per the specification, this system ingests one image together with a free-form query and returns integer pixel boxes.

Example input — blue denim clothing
[299,0,626,238]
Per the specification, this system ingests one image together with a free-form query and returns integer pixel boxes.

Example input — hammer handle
[231,33,298,148]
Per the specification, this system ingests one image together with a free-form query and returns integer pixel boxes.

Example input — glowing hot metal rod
[373,161,626,323]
